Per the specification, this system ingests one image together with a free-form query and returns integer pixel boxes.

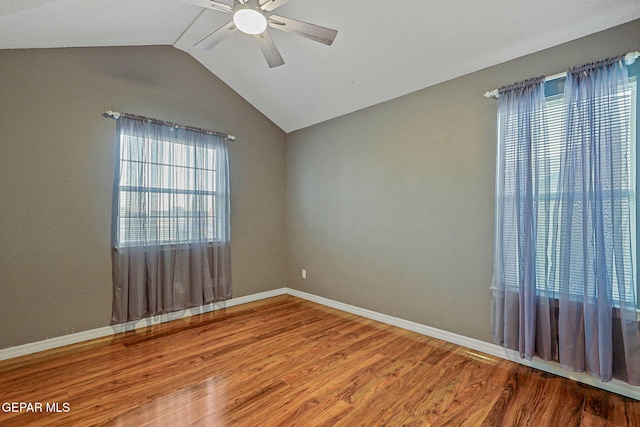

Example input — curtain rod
[102,110,236,141]
[483,50,640,99]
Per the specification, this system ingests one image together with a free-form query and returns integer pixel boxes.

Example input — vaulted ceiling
[2,0,639,132]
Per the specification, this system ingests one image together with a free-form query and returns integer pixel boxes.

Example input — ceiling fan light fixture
[233,8,268,35]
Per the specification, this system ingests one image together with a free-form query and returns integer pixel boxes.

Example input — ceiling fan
[179,0,338,68]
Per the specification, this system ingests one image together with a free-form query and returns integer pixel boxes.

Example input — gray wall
[286,20,640,343]
[0,46,287,348]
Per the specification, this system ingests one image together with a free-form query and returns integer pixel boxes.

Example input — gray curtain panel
[111,117,232,323]
[491,76,549,361]
[491,57,640,385]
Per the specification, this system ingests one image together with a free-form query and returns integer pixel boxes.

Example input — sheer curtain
[491,57,640,385]
[111,117,232,324]
[557,58,639,383]
[491,77,550,361]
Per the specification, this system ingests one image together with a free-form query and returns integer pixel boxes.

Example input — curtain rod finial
[624,51,639,66]
[484,89,499,99]
[105,110,121,119]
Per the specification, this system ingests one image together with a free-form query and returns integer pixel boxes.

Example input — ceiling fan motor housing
[233,0,263,13]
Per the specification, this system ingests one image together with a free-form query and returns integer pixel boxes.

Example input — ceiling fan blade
[194,21,237,50]
[268,15,337,46]
[254,32,285,68]
[177,0,233,12]
[259,0,291,12]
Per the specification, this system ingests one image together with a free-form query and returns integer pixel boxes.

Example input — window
[116,127,222,248]
[111,116,232,322]
[533,74,638,304]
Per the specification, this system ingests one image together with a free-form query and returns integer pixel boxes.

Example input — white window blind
[499,76,637,305]
[539,77,637,302]
[117,132,218,247]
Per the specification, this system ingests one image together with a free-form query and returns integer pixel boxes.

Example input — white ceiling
[1,0,640,132]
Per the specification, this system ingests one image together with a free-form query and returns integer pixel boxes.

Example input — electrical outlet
[302,269,307,279]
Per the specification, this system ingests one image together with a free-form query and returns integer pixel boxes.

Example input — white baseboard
[285,287,640,401]
[1,286,638,401]
[0,288,287,362]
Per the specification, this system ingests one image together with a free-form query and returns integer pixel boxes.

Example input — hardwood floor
[1,295,639,426]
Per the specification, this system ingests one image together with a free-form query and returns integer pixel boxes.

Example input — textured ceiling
[1,0,640,132]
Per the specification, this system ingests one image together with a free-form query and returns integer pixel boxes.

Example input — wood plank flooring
[1,295,639,426]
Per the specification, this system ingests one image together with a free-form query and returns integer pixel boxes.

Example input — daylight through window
[116,132,219,247]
